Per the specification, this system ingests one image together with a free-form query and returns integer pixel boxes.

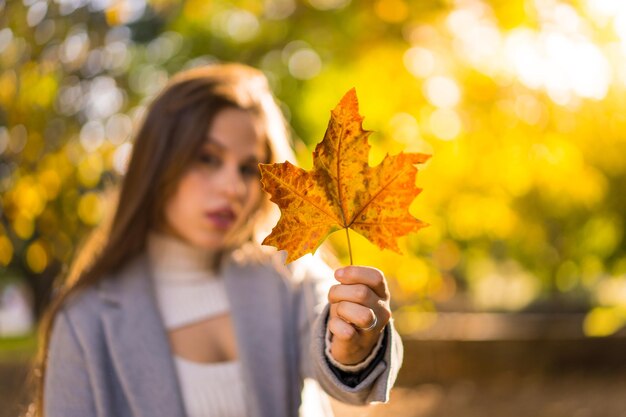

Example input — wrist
[326,326,385,368]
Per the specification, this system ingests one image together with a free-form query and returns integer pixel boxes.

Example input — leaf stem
[345,227,353,265]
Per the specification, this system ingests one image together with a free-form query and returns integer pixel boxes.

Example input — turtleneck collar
[146,230,217,281]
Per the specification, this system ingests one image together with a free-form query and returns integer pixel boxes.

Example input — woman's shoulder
[60,278,107,312]
[55,256,142,334]
[49,282,106,344]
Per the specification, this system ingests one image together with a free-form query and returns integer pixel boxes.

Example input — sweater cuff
[324,326,385,373]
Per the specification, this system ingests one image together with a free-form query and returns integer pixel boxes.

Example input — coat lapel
[97,251,295,417]
[98,254,187,417]
[222,256,292,417]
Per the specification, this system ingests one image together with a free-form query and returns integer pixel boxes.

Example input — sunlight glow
[505,28,610,102]
[288,48,322,80]
[264,0,296,20]
[429,108,461,140]
[440,0,614,104]
[403,47,435,78]
[424,76,461,108]
[388,113,420,144]
[585,0,622,21]
[446,1,502,74]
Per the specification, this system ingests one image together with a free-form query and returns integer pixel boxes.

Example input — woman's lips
[205,208,236,230]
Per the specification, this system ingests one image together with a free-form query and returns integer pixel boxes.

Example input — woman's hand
[327,265,392,365]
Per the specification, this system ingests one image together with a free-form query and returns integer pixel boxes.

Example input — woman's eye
[199,153,220,166]
[240,164,260,178]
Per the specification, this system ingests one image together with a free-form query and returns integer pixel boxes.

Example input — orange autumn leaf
[259,88,431,263]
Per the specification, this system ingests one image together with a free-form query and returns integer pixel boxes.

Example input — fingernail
[335,268,344,279]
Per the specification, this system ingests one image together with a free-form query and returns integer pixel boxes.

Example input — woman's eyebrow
[242,155,261,164]
[204,138,224,150]
[205,138,263,162]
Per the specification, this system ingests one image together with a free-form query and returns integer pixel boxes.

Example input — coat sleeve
[44,310,97,417]
[295,257,404,406]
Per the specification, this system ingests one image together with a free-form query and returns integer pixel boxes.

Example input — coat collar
[98,250,293,417]
[98,254,187,417]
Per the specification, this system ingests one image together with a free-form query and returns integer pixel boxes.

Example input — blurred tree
[1,0,625,335]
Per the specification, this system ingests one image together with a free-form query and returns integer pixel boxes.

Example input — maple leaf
[259,88,430,263]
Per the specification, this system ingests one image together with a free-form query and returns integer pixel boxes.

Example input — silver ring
[358,314,378,331]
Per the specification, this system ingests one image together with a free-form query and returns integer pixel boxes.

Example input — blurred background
[1,0,626,416]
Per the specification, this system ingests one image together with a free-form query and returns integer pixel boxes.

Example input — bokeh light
[0,0,625,340]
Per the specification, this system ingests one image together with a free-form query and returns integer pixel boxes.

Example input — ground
[331,373,626,417]
[5,363,625,417]
[3,330,626,417]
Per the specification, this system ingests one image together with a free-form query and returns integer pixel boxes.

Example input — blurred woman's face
[162,107,267,250]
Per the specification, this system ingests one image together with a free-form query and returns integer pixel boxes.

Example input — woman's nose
[217,164,246,200]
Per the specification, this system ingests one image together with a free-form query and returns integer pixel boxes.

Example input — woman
[31,63,403,417]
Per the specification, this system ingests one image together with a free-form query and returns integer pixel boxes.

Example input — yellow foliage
[556,260,579,292]
[12,214,34,240]
[78,192,104,226]
[78,154,103,188]
[299,44,420,139]
[41,152,73,182]
[182,0,215,22]
[37,207,60,237]
[393,307,438,335]
[12,176,46,219]
[584,307,626,337]
[26,240,48,273]
[0,70,17,106]
[394,257,431,295]
[428,108,463,141]
[51,232,74,262]
[448,194,517,240]
[580,215,623,258]
[432,240,461,271]
[0,235,13,266]
[4,0,626,318]
[38,170,62,201]
[374,0,409,23]
[580,255,605,288]
[531,135,607,208]
[18,62,58,109]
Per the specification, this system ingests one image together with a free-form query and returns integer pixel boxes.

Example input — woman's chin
[187,223,245,251]
[176,230,223,251]
[194,237,225,251]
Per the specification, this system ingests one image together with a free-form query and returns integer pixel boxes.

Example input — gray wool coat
[44,250,403,417]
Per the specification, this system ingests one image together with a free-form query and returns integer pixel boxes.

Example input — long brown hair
[27,63,295,417]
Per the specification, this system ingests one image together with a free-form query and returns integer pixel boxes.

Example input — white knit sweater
[146,231,384,417]
[147,231,247,417]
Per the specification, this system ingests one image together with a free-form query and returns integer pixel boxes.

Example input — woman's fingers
[334,300,377,330]
[328,283,377,307]
[334,266,389,300]
[328,266,392,333]
[327,266,394,364]
[327,316,356,341]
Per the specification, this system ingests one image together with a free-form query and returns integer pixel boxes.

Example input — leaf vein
[265,170,342,225]
[347,163,414,227]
